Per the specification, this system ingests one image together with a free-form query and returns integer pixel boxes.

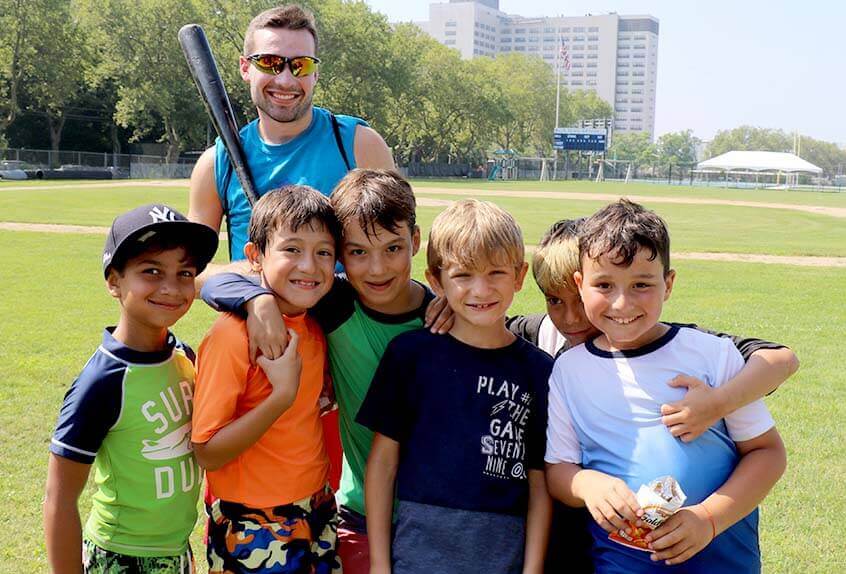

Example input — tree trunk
[48,113,66,160]
[111,123,121,155]
[164,120,181,164]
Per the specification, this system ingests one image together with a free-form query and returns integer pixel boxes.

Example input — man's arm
[365,433,399,574]
[188,147,236,291]
[523,469,552,574]
[188,147,223,232]
[44,454,90,574]
[353,125,395,170]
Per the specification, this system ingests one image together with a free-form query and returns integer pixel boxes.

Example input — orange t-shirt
[192,312,329,508]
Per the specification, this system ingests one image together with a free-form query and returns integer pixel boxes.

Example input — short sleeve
[201,273,269,315]
[192,316,252,444]
[50,354,124,464]
[506,314,545,346]
[355,338,413,442]
[545,366,582,465]
[713,339,775,442]
[309,277,356,333]
[673,322,788,362]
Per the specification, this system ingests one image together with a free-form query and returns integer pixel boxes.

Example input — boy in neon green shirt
[44,204,218,573]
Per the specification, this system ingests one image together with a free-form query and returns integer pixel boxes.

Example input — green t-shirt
[312,280,433,515]
[50,329,201,557]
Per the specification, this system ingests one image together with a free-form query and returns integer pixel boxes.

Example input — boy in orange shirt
[191,185,342,573]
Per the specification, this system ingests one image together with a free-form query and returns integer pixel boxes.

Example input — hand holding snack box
[609,476,687,552]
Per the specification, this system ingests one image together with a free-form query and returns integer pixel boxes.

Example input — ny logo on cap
[149,206,176,223]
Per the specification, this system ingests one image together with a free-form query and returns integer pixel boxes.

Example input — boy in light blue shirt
[545,199,786,573]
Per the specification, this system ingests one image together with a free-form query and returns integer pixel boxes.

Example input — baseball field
[1,178,843,572]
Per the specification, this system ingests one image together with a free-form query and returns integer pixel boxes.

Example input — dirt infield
[3,221,844,268]
[414,187,846,218]
[4,180,844,217]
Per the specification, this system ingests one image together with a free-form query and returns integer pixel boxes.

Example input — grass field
[1,178,844,572]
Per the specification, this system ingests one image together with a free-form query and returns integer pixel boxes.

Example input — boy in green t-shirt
[44,205,218,573]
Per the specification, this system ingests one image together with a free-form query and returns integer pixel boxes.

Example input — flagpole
[555,37,562,129]
[554,34,562,179]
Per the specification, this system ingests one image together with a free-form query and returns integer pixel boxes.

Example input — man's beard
[255,89,314,124]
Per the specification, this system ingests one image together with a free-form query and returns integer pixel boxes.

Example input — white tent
[697,151,822,174]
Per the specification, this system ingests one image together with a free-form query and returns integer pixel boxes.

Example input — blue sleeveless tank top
[214,107,367,260]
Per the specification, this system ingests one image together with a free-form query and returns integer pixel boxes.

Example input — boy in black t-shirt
[358,199,553,574]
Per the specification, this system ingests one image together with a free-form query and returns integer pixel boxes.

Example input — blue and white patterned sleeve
[50,352,124,464]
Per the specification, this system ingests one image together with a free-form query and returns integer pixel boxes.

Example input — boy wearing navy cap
[43,204,218,573]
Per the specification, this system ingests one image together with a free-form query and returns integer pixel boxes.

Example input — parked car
[0,160,29,180]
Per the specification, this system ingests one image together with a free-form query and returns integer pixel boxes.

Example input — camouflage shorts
[206,485,341,574]
[82,539,194,573]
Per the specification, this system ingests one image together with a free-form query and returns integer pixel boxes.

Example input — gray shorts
[392,500,525,574]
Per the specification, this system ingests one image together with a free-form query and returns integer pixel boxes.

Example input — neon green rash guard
[50,328,201,557]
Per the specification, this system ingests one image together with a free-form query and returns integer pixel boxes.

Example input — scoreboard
[553,128,607,152]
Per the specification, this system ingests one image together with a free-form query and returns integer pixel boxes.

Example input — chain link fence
[0,148,197,179]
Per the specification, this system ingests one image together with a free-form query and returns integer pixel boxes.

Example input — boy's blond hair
[532,218,584,295]
[426,199,524,276]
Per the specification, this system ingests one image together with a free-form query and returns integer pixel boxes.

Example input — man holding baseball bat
[188,4,394,266]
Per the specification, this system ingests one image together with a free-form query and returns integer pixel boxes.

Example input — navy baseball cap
[103,204,219,277]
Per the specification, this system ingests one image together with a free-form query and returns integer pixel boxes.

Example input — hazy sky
[364,0,845,144]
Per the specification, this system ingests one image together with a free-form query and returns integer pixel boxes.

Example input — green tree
[473,54,556,155]
[706,126,792,157]
[559,89,613,128]
[796,136,846,177]
[0,0,29,136]
[78,0,208,162]
[656,129,699,166]
[608,131,656,177]
[21,0,91,158]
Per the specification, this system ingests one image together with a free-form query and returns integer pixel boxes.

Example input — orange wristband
[699,503,717,542]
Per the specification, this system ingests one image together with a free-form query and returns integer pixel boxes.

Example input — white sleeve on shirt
[714,337,775,442]
[545,365,582,464]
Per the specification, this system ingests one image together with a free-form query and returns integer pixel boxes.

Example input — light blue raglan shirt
[546,325,775,574]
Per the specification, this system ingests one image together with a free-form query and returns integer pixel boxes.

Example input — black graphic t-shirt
[357,329,553,516]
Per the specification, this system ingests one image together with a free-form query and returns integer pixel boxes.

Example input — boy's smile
[543,286,599,347]
[340,221,422,314]
[247,223,336,315]
[575,247,675,351]
[107,247,197,351]
[428,260,528,347]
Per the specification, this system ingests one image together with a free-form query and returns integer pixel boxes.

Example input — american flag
[558,37,571,71]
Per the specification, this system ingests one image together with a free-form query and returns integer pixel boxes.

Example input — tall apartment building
[419,0,659,138]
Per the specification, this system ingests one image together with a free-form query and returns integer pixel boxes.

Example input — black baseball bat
[178,24,259,206]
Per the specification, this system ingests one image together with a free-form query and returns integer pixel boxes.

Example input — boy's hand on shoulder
[256,329,302,410]
[645,504,714,565]
[424,295,454,334]
[574,469,642,533]
[661,375,725,442]
[246,294,289,364]
[369,565,391,574]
